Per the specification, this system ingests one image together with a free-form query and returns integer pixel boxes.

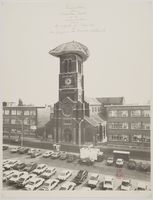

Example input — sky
[0,0,152,106]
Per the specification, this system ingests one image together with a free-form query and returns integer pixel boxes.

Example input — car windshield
[19,178,24,181]
[46,169,52,173]
[105,181,111,185]
[122,181,129,186]
[44,183,50,187]
[90,176,97,180]
[28,182,34,185]
[138,187,145,190]
[37,167,42,170]
[108,158,113,161]
[12,174,18,178]
[60,187,66,190]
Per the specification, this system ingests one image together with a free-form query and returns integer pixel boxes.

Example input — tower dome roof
[49,41,89,61]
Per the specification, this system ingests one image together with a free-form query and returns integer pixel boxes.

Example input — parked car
[38,179,59,191]
[32,164,47,175]
[27,148,36,155]
[79,186,91,191]
[137,162,151,172]
[51,151,61,159]
[67,154,75,163]
[87,173,99,188]
[79,158,94,166]
[72,170,88,185]
[3,170,17,182]
[7,171,28,185]
[57,170,72,181]
[3,145,9,150]
[23,162,37,173]
[59,181,76,190]
[10,146,22,153]
[42,151,54,158]
[3,159,12,167]
[116,158,124,167]
[40,167,56,179]
[24,178,45,190]
[120,179,132,191]
[4,160,19,170]
[31,149,42,158]
[13,161,26,170]
[135,183,148,191]
[16,174,37,188]
[127,159,136,170]
[59,152,67,160]
[106,157,114,166]
[101,176,114,190]
[18,147,29,154]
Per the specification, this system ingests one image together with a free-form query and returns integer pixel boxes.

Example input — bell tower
[49,41,90,145]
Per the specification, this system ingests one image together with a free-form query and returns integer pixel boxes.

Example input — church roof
[85,97,101,106]
[85,114,105,127]
[96,97,124,105]
[49,41,89,61]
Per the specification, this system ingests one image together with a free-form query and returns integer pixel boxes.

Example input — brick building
[3,102,45,138]
[105,104,150,146]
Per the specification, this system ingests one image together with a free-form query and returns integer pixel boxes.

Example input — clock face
[65,78,72,85]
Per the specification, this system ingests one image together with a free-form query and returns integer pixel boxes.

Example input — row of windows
[61,59,82,74]
[109,134,150,143]
[3,118,36,125]
[3,109,36,116]
[108,110,150,118]
[108,122,150,130]
[90,106,101,113]
[3,127,36,133]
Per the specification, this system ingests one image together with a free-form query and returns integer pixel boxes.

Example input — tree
[18,98,23,106]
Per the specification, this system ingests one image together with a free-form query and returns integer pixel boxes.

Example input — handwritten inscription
[50,4,105,34]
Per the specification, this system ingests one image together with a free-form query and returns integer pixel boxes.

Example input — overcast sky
[0,0,151,106]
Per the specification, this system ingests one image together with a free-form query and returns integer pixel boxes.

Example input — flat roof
[105,104,150,108]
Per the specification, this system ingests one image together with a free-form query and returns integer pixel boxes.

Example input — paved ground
[3,145,151,191]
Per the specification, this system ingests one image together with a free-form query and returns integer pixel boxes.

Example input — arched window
[64,60,68,73]
[68,59,72,72]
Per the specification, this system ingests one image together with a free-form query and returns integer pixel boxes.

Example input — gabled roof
[96,97,124,105]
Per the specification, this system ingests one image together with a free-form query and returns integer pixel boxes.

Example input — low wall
[3,138,150,161]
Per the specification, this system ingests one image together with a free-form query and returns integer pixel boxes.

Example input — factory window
[109,135,129,142]
[108,110,117,117]
[142,123,150,130]
[11,119,16,124]
[131,122,141,130]
[3,118,10,124]
[30,110,36,116]
[11,110,16,115]
[132,134,150,143]
[30,119,36,125]
[4,109,9,115]
[131,110,141,117]
[117,110,128,117]
[17,110,22,115]
[24,110,30,115]
[108,122,128,129]
[24,118,30,125]
[142,110,150,117]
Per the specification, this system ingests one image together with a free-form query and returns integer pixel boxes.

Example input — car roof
[61,169,71,173]
[46,167,56,170]
[45,179,59,184]
[28,177,43,182]
[37,164,46,167]
[122,179,130,183]
[104,176,113,181]
[61,181,76,187]
[138,183,147,187]
[90,173,99,177]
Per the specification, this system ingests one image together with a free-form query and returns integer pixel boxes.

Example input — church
[49,41,107,146]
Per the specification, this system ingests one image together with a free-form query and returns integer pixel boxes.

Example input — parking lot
[3,145,151,191]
